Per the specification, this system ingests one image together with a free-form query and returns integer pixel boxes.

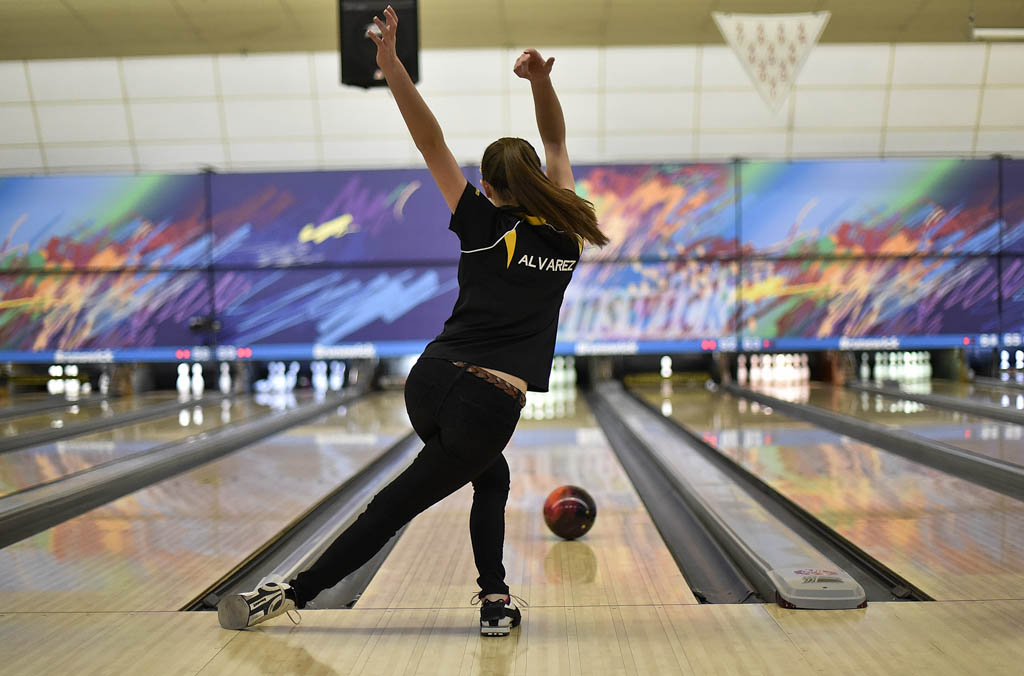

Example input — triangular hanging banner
[713,11,830,112]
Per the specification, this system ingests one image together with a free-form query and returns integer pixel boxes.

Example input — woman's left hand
[514,49,555,82]
[367,5,400,71]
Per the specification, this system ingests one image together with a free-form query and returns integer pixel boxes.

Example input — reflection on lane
[0,397,270,498]
[0,392,72,412]
[930,380,1024,411]
[766,383,1024,467]
[0,391,412,613]
[631,383,1024,602]
[0,392,180,439]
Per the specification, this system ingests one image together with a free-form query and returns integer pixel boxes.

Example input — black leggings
[289,357,522,607]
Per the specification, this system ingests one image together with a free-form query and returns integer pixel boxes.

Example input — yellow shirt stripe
[503,229,517,268]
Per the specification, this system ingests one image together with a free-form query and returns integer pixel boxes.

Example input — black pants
[289,358,522,607]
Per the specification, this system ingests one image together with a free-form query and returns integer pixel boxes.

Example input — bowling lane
[0,391,412,612]
[357,388,698,610]
[0,397,272,498]
[0,392,75,414]
[631,383,1024,601]
[760,383,1024,467]
[0,391,181,440]
[929,380,1024,410]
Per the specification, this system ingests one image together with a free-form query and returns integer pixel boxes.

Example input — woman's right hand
[367,5,400,71]
[514,49,554,82]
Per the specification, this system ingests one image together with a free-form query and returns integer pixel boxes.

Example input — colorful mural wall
[0,158,1020,358]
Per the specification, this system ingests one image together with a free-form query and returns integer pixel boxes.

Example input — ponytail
[481,138,608,248]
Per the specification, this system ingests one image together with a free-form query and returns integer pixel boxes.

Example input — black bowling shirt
[420,182,582,392]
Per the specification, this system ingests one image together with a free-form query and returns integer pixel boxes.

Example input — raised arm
[514,49,574,190]
[368,6,465,212]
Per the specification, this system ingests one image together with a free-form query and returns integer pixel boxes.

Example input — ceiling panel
[0,0,1021,60]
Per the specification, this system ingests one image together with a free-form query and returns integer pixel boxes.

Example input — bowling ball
[543,485,597,540]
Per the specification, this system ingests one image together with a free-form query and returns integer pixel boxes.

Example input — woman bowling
[218,4,608,637]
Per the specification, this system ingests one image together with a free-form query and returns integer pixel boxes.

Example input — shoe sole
[218,595,251,630]
[481,620,514,637]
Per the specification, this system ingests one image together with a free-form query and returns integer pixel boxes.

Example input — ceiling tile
[0,104,39,144]
[43,143,135,169]
[217,53,313,97]
[121,55,218,98]
[0,146,46,174]
[0,63,31,102]
[28,59,124,101]
[35,102,131,143]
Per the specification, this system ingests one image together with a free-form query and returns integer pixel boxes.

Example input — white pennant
[713,11,830,112]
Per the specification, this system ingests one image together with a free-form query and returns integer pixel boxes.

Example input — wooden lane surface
[632,383,1024,602]
[0,397,270,498]
[0,392,411,613]
[3,601,1023,675]
[0,391,176,439]
[355,395,697,610]
[929,380,1024,408]
[799,383,1024,467]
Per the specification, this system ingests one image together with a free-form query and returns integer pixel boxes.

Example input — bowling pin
[312,361,328,393]
[287,362,299,391]
[859,353,870,382]
[329,361,344,391]
[737,355,747,385]
[191,363,205,397]
[177,363,191,396]
[64,364,80,397]
[218,363,232,395]
[47,365,62,395]
[269,362,281,393]
[276,362,287,393]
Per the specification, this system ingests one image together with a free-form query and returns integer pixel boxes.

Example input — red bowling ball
[543,485,597,540]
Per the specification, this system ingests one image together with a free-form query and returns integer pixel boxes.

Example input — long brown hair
[481,137,608,247]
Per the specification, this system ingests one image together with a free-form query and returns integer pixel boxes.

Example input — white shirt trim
[460,220,521,254]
